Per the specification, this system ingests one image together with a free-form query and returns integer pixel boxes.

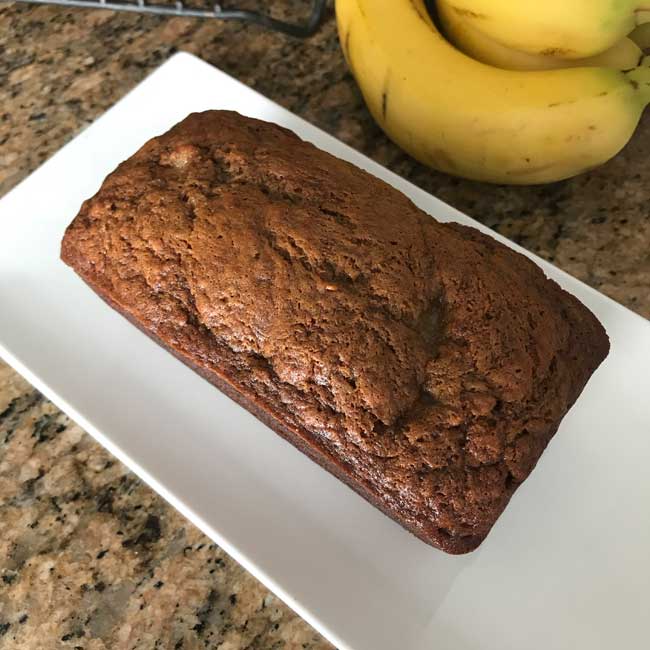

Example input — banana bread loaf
[61,111,609,554]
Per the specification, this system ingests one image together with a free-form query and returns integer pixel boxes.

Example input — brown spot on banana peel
[381,73,391,122]
[548,100,577,107]
[539,47,576,57]
[548,89,622,106]
[449,6,487,19]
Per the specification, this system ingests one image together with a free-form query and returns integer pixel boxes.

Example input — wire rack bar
[15,0,327,37]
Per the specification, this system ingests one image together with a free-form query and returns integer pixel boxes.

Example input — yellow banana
[439,0,650,60]
[437,0,643,72]
[336,0,650,185]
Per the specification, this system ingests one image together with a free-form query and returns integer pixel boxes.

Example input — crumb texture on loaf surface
[61,111,609,553]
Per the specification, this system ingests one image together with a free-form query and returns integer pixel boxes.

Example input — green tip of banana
[335,0,650,185]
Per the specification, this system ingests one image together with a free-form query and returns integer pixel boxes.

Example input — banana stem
[627,64,650,105]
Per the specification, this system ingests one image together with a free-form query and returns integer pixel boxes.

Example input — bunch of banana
[437,0,644,72]
[438,0,650,59]
[335,0,650,184]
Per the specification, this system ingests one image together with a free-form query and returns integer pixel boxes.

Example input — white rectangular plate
[1,53,649,650]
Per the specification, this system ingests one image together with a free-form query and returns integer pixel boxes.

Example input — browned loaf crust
[61,111,609,554]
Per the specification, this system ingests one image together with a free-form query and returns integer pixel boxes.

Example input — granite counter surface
[0,1,649,647]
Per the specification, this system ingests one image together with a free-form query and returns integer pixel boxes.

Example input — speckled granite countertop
[0,1,649,648]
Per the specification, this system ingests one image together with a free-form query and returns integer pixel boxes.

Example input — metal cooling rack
[15,0,327,37]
